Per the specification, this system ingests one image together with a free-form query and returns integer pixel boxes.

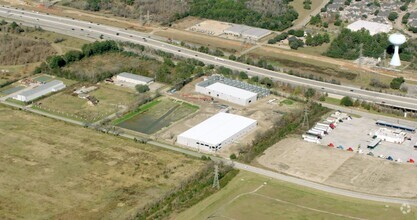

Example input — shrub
[390,77,405,89]
[340,96,353,106]
[230,153,237,160]
[135,85,150,93]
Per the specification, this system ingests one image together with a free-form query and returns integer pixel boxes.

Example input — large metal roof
[118,72,154,83]
[19,80,64,97]
[206,82,257,100]
[178,112,257,146]
[198,75,270,98]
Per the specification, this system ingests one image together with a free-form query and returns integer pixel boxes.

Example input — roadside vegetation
[237,101,329,162]
[64,0,298,30]
[134,162,238,219]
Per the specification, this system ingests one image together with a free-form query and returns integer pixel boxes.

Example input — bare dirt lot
[158,78,303,157]
[0,104,205,219]
[154,28,247,52]
[257,136,417,198]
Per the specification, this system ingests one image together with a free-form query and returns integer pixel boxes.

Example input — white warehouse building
[14,80,66,102]
[177,112,257,151]
[196,82,257,106]
[116,72,154,85]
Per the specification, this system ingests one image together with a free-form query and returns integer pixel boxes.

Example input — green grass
[116,98,198,134]
[323,97,341,105]
[280,99,294,105]
[113,99,162,125]
[177,171,417,220]
[5,98,27,106]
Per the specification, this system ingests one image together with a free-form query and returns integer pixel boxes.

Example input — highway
[1,6,417,111]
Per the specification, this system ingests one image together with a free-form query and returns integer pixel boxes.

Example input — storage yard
[186,19,272,41]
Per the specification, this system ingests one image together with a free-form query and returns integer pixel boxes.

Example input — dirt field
[257,137,417,198]
[154,28,247,52]
[0,104,205,219]
[177,171,416,220]
[187,20,231,36]
[159,77,303,156]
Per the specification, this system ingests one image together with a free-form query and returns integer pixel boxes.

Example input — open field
[117,97,198,135]
[177,171,416,220]
[37,83,137,122]
[24,29,89,54]
[0,104,205,219]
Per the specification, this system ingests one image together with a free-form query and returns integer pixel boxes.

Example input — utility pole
[213,165,220,190]
[302,106,309,129]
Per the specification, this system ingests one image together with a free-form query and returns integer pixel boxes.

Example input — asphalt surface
[1,6,417,111]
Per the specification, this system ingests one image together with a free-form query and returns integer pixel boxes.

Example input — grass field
[117,98,198,134]
[0,104,205,219]
[177,171,416,220]
[24,29,89,54]
[38,84,137,122]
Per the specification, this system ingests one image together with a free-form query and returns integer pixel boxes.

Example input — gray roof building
[117,72,154,85]
[15,80,66,102]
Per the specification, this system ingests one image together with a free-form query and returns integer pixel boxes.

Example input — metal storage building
[177,112,257,151]
[116,72,154,85]
[196,82,257,106]
[14,80,66,102]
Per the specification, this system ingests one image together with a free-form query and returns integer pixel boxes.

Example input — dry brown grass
[0,33,56,65]
[0,104,205,219]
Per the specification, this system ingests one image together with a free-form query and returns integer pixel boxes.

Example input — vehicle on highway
[116,33,119,35]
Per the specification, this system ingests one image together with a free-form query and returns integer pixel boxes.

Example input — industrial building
[347,20,392,35]
[196,75,269,106]
[177,112,257,151]
[224,24,271,40]
[116,72,154,85]
[372,128,407,144]
[14,80,66,102]
[376,120,416,132]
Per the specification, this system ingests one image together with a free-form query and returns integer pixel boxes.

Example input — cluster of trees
[0,30,56,65]
[189,0,299,31]
[35,41,122,82]
[390,77,405,90]
[305,33,330,46]
[369,78,389,89]
[267,32,289,44]
[325,28,390,60]
[134,162,238,219]
[303,0,312,9]
[135,84,150,93]
[288,36,304,50]
[155,57,205,88]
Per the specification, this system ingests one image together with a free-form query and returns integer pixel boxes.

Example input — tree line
[189,0,299,31]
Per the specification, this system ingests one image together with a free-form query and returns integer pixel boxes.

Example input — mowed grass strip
[177,171,417,220]
[0,104,205,219]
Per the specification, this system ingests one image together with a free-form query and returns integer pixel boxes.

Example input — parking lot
[321,116,417,162]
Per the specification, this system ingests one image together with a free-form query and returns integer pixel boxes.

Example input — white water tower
[389,33,406,67]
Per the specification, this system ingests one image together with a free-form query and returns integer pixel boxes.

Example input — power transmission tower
[302,106,309,129]
[213,165,220,190]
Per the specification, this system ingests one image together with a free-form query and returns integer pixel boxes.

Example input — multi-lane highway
[1,6,417,111]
